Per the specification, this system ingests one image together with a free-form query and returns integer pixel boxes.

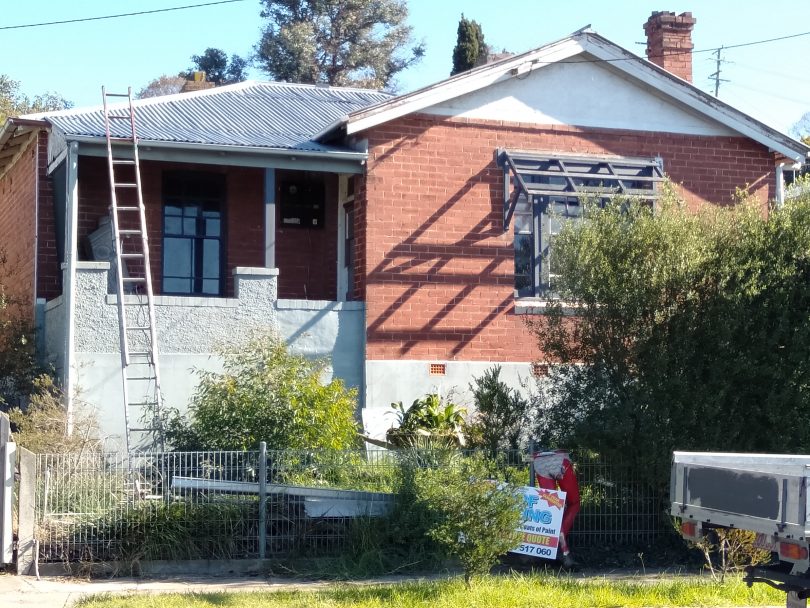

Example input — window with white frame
[500,151,663,298]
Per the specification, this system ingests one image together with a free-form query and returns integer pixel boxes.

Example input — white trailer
[671,451,810,608]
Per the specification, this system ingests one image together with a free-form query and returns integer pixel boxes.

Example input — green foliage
[531,186,810,490]
[70,575,786,608]
[166,335,359,451]
[0,74,71,123]
[0,246,43,412]
[182,47,248,86]
[256,0,425,90]
[9,375,100,454]
[690,528,771,582]
[464,366,531,453]
[387,394,466,447]
[451,14,488,76]
[411,454,524,586]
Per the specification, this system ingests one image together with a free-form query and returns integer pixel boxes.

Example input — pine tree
[451,14,488,76]
[256,0,424,90]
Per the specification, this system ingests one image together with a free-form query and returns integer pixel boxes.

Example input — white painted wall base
[362,359,534,440]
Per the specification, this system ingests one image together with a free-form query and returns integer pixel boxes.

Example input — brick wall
[359,114,776,362]
[275,170,338,300]
[0,134,38,319]
[36,133,60,302]
[70,157,265,297]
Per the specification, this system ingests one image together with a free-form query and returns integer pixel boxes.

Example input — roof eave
[65,134,369,161]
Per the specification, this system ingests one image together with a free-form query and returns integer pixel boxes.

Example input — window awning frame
[498,149,664,230]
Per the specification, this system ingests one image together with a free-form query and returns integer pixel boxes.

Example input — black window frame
[502,151,663,299]
[161,171,226,297]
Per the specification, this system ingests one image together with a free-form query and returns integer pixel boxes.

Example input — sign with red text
[509,486,566,559]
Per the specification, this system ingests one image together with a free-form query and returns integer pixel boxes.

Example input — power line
[0,0,246,31]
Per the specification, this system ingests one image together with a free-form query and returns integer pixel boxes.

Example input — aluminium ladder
[101,86,165,453]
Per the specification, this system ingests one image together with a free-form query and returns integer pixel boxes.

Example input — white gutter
[63,142,79,435]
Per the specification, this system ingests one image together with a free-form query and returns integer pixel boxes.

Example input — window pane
[183,217,197,236]
[201,279,219,295]
[164,216,182,235]
[205,217,221,237]
[164,277,191,293]
[514,233,533,294]
[164,237,192,280]
[202,239,220,280]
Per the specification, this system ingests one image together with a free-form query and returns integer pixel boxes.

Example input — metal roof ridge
[22,80,393,122]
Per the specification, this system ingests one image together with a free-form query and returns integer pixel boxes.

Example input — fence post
[0,413,14,565]
[16,447,36,575]
[258,441,267,559]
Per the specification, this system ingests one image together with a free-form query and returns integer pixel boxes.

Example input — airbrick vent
[429,363,446,376]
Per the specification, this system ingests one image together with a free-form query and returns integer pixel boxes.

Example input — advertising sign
[509,486,566,560]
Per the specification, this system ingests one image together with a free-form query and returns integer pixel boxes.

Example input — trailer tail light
[779,542,808,561]
[680,521,698,539]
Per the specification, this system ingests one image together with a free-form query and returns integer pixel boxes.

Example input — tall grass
[73,574,784,608]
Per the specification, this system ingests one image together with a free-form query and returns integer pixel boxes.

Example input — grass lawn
[75,574,783,608]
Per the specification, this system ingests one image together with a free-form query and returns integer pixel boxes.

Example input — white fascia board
[581,37,809,162]
[344,38,586,136]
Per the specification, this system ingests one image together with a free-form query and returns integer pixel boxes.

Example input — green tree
[0,247,41,412]
[182,47,248,86]
[451,14,488,76]
[0,74,71,123]
[166,334,359,451]
[256,0,424,90]
[531,187,810,491]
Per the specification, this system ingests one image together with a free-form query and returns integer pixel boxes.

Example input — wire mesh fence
[33,447,669,564]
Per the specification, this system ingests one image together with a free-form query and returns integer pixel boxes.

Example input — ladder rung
[126,326,151,331]
[108,115,131,120]
[107,136,135,143]
[120,253,144,259]
[129,351,152,357]
[105,92,131,98]
[129,428,161,433]
[129,402,159,407]
[115,206,141,211]
[112,159,136,165]
[122,277,146,283]
[127,376,155,381]
[114,183,138,188]
[119,229,142,235]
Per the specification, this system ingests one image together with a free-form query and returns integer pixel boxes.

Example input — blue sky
[1,1,808,134]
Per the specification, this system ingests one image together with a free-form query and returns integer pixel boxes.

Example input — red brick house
[0,11,806,444]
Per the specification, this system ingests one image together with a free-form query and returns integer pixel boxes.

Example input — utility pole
[709,46,730,97]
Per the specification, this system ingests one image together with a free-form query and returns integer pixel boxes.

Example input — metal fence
[33,447,668,564]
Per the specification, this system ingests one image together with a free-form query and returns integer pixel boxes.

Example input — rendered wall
[45,262,365,444]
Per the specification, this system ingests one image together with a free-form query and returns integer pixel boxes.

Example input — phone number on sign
[517,544,554,557]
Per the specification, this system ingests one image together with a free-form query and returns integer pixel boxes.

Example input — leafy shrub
[386,394,466,447]
[9,375,100,454]
[464,365,531,453]
[411,454,524,585]
[690,527,771,582]
[166,334,358,451]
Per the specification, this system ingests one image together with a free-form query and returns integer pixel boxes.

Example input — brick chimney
[181,71,215,93]
[644,11,697,82]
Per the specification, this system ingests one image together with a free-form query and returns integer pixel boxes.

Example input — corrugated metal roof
[34,81,390,153]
